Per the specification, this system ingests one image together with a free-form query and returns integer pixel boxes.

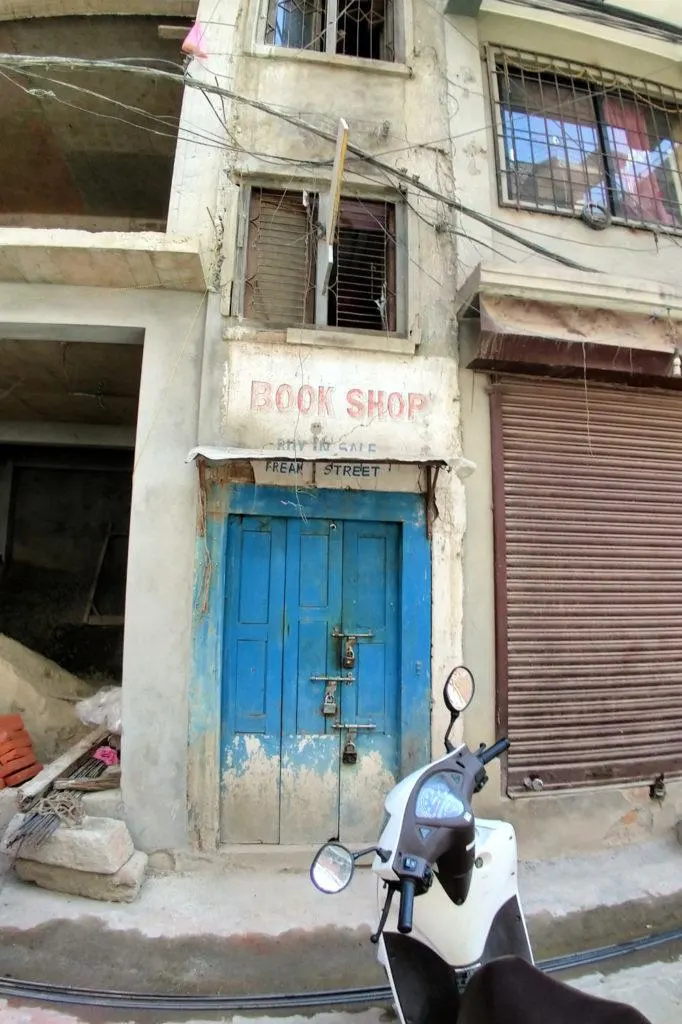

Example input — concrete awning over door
[457,264,682,378]
[186,445,477,476]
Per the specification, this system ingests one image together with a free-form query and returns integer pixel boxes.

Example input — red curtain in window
[603,96,673,226]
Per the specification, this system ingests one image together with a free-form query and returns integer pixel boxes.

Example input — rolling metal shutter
[492,375,682,794]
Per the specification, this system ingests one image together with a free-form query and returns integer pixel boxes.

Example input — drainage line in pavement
[1,926,682,1012]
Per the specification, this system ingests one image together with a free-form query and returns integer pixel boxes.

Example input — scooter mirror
[310,842,355,894]
[444,666,475,714]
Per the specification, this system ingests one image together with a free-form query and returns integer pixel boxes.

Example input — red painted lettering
[367,390,387,420]
[297,385,314,414]
[318,386,335,416]
[346,388,364,419]
[251,380,272,411]
[276,384,293,411]
[387,392,405,420]
[408,393,427,420]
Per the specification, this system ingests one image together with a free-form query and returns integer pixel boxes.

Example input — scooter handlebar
[397,879,416,934]
[478,738,510,765]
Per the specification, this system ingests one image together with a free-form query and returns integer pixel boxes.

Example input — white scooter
[310,668,653,1024]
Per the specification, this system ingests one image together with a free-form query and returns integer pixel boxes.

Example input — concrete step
[0,837,680,996]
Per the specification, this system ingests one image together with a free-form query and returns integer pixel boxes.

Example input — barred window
[265,0,394,61]
[243,188,398,333]
[491,49,682,232]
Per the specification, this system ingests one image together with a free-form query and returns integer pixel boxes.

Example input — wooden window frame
[236,185,406,336]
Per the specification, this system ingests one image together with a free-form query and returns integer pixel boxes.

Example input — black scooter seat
[457,955,652,1024]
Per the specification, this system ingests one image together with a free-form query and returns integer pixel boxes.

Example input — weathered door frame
[188,480,432,850]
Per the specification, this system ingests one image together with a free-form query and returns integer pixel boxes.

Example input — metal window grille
[328,198,397,332]
[265,0,394,60]
[244,190,398,332]
[489,47,682,232]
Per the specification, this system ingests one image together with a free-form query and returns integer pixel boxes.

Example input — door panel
[221,516,286,843]
[221,512,403,845]
[280,518,342,843]
[339,521,400,842]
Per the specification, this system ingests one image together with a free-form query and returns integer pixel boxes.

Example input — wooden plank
[18,727,108,810]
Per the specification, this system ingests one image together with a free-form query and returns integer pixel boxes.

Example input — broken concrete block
[15,850,148,903]
[18,816,134,874]
[81,788,124,821]
[0,790,17,840]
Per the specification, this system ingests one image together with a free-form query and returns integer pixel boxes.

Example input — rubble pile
[0,634,96,762]
[0,684,147,904]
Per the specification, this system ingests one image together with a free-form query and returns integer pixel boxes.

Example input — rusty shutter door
[494,375,682,794]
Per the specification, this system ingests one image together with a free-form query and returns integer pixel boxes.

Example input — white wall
[448,8,682,289]
[450,7,682,857]
[0,282,206,852]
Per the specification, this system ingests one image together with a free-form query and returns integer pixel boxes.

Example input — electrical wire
[0,53,597,272]
[1,63,337,172]
[4,51,680,264]
[501,0,682,46]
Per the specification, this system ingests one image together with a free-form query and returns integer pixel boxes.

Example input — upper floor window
[241,187,399,333]
[265,0,394,61]
[490,48,682,233]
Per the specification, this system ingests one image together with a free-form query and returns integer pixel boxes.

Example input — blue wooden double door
[221,513,401,844]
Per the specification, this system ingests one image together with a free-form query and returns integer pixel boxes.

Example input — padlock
[342,736,358,764]
[322,690,338,716]
[342,640,356,671]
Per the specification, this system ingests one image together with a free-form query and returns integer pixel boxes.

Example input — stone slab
[16,816,134,875]
[15,850,148,904]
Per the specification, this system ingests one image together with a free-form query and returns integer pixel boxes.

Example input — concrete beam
[0,323,144,344]
[0,461,12,564]
[444,0,481,14]
[0,230,207,292]
[0,422,136,447]
[0,0,196,20]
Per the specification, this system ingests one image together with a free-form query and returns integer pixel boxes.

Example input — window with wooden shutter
[243,188,316,328]
[242,189,400,334]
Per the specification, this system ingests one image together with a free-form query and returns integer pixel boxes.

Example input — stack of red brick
[0,714,42,789]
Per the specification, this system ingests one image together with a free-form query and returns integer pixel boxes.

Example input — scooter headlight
[415,772,466,821]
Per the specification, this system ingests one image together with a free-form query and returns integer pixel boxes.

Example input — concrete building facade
[3,0,682,862]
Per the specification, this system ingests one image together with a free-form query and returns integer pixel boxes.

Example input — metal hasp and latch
[331,628,375,671]
[311,675,355,717]
[334,722,376,765]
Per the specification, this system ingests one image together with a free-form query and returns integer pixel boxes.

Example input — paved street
[0,956,681,1024]
[571,958,682,1024]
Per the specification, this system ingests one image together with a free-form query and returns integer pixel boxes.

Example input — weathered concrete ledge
[0,229,207,291]
[0,838,679,994]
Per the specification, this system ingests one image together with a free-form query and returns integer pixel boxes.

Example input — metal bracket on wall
[330,629,374,640]
[310,675,356,684]
[425,464,441,540]
[332,723,376,730]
